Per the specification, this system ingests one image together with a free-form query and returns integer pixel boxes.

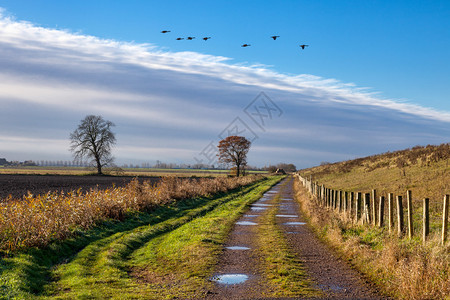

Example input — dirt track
[0,174,159,200]
[208,177,384,299]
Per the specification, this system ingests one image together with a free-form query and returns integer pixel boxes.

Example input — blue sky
[0,1,449,168]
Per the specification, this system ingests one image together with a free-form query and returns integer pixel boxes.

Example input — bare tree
[70,115,116,175]
[217,136,251,177]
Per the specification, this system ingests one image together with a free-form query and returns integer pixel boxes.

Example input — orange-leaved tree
[217,136,251,177]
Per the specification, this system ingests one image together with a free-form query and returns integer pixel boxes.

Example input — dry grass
[0,175,260,253]
[294,177,450,299]
[301,143,449,202]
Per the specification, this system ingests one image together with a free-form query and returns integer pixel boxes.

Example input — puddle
[213,274,249,285]
[226,246,250,250]
[243,214,259,217]
[287,231,299,234]
[236,221,257,226]
[283,222,306,226]
[250,207,267,211]
[252,203,273,207]
[276,214,299,218]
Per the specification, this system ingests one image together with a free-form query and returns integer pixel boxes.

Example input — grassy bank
[294,177,449,299]
[301,144,449,204]
[1,176,282,299]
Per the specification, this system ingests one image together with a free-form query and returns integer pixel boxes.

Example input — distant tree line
[0,158,37,167]
[265,163,297,173]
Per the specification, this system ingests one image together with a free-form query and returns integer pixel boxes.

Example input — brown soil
[207,177,386,299]
[0,174,160,200]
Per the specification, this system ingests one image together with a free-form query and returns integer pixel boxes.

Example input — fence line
[296,174,449,245]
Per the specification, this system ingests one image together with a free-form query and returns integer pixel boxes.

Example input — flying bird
[161,30,171,33]
[271,35,280,40]
[176,37,184,40]
[187,36,195,40]
[299,44,309,49]
[241,44,251,47]
[203,37,211,41]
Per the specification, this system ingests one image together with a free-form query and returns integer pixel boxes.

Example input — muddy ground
[0,174,160,200]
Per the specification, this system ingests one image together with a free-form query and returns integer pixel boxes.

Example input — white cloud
[0,11,449,167]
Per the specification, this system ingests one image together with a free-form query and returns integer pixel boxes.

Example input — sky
[0,1,449,168]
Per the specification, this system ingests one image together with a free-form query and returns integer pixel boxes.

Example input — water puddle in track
[226,246,250,250]
[276,214,298,218]
[243,214,259,218]
[212,274,249,285]
[279,204,294,208]
[250,207,267,211]
[236,221,258,226]
[252,203,273,207]
[283,222,306,226]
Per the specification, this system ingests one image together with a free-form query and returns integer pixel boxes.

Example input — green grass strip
[0,177,268,300]
[256,177,322,298]
[40,176,283,299]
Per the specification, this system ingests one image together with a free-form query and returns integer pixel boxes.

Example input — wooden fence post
[344,191,348,214]
[397,195,404,237]
[423,198,429,243]
[407,190,413,239]
[348,192,355,215]
[335,190,338,209]
[388,193,394,233]
[364,193,371,224]
[330,190,334,208]
[349,192,354,217]
[443,195,449,245]
[355,192,362,222]
[338,190,342,212]
[372,189,377,226]
[378,196,385,227]
[333,190,338,209]
[327,188,331,208]
[321,185,325,205]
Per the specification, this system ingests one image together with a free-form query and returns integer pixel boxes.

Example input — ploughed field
[0,174,160,200]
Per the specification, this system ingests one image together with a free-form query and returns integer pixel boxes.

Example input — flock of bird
[160,30,309,51]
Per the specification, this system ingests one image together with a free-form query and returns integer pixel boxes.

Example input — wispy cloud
[0,11,449,167]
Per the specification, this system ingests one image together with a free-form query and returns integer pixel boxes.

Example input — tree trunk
[95,156,102,175]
